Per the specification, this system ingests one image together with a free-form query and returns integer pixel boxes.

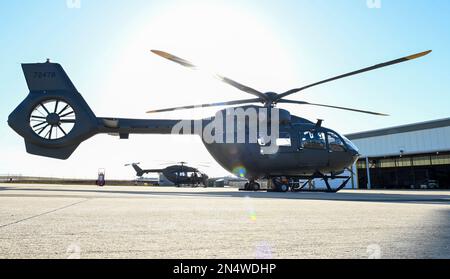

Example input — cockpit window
[327,132,345,152]
[300,130,326,150]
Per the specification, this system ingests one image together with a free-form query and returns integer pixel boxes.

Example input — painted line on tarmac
[0,199,89,229]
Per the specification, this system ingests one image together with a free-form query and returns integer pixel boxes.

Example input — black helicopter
[125,162,209,187]
[8,49,431,192]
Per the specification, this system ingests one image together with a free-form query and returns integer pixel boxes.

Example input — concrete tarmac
[0,184,449,259]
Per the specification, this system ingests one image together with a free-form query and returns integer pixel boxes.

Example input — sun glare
[100,1,299,120]
[91,2,302,178]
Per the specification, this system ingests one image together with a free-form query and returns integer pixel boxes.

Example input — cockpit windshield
[341,135,359,152]
[327,131,346,152]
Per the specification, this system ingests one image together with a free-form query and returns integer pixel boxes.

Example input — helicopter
[8,49,431,192]
[125,162,209,187]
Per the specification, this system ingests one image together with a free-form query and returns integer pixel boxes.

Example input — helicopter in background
[125,162,209,187]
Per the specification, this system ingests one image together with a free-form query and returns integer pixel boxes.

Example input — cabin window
[327,132,345,152]
[300,130,326,150]
[276,132,291,147]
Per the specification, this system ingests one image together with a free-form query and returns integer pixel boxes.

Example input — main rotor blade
[151,50,268,101]
[278,99,388,116]
[146,98,261,114]
[277,50,432,99]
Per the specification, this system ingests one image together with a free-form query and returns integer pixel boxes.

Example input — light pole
[365,157,371,190]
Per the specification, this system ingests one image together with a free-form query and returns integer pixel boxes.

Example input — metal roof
[346,117,450,140]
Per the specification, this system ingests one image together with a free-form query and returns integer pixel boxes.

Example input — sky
[0,0,449,179]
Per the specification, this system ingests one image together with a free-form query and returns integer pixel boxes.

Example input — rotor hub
[263,92,280,106]
[264,92,279,101]
[46,113,61,126]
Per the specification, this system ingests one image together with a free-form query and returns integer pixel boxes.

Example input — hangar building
[345,118,450,189]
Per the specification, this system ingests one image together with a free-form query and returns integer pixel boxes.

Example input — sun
[100,1,300,120]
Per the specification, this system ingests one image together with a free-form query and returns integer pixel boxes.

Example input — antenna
[316,119,324,127]
[124,162,140,166]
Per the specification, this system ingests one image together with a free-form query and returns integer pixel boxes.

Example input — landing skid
[238,174,352,193]
[239,181,262,191]
[291,175,351,193]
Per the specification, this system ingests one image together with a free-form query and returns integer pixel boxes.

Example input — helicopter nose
[345,142,360,163]
[348,148,360,165]
[352,151,360,162]
[349,148,359,157]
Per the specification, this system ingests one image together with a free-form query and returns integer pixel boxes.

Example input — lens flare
[244,196,257,222]
[249,211,257,221]
[232,166,247,178]
[255,241,273,259]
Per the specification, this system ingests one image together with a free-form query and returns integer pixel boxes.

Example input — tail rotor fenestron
[29,99,77,140]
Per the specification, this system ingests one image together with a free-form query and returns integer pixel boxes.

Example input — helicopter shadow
[0,185,449,205]
[390,208,450,258]
[143,189,449,205]
[420,209,450,258]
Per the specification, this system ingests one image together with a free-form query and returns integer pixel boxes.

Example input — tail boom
[8,61,197,160]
